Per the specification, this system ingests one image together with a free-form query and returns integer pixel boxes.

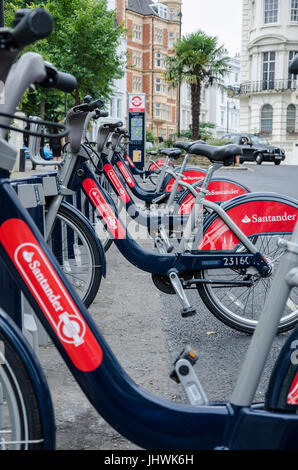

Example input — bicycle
[1,10,298,450]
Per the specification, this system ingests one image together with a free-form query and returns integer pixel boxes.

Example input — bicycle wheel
[0,331,44,449]
[47,204,102,308]
[197,233,298,334]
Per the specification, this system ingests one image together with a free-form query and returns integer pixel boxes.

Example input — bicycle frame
[1,163,298,449]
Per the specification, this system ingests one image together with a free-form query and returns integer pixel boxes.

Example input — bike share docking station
[0,173,59,353]
[128,93,146,171]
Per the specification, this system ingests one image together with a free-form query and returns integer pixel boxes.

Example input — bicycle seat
[148,151,157,156]
[159,148,182,159]
[189,143,242,166]
[174,140,205,152]
[103,121,123,130]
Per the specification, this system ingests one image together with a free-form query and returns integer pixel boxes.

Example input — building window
[291,0,298,21]
[155,77,167,93]
[251,0,256,26]
[264,0,278,23]
[169,8,175,20]
[289,51,298,86]
[168,31,175,48]
[154,103,171,120]
[155,103,161,118]
[220,110,225,126]
[186,85,191,101]
[155,77,161,92]
[262,51,275,90]
[132,50,142,68]
[221,89,225,104]
[261,104,273,133]
[155,52,166,68]
[151,3,168,19]
[133,75,142,92]
[154,28,163,44]
[117,99,121,118]
[287,104,296,132]
[132,23,142,42]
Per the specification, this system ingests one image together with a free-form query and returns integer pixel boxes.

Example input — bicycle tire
[47,204,102,308]
[196,232,298,334]
[0,331,44,449]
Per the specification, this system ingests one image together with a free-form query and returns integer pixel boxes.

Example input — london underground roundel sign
[129,93,146,113]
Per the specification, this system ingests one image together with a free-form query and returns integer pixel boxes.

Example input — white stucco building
[89,0,127,141]
[238,0,298,163]
[180,56,240,137]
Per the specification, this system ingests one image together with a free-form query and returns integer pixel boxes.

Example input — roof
[127,0,158,16]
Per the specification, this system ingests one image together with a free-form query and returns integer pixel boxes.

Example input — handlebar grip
[11,8,53,48]
[89,99,105,111]
[54,71,78,93]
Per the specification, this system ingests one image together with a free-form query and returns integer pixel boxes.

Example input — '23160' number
[223,256,250,267]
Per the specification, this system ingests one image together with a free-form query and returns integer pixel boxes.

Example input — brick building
[116,0,182,142]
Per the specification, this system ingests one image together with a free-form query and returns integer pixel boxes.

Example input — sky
[180,0,243,57]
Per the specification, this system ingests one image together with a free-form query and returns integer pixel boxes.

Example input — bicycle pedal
[170,345,197,383]
[181,306,197,317]
[170,345,208,406]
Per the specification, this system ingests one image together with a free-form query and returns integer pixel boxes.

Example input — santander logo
[104,164,130,203]
[241,212,297,224]
[117,162,135,188]
[242,215,251,224]
[18,245,86,347]
[83,178,126,239]
[0,219,103,372]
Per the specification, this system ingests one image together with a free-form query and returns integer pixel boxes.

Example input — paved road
[219,162,297,198]
[38,163,298,449]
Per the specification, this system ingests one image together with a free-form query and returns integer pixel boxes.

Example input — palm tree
[165,31,231,140]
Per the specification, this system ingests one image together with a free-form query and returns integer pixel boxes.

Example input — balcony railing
[235,79,298,95]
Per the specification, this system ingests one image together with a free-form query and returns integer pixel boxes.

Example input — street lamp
[0,0,4,27]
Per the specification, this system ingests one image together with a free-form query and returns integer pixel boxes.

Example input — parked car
[222,133,286,165]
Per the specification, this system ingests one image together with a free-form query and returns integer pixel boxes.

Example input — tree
[165,31,230,140]
[6,0,125,119]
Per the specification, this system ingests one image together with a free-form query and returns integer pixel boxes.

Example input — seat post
[200,162,222,191]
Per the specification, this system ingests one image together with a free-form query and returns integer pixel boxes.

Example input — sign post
[128,93,146,170]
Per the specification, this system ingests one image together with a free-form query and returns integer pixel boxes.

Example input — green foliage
[146,129,155,143]
[206,137,229,146]
[165,30,230,140]
[5,0,125,119]
[175,122,216,141]
[165,30,230,88]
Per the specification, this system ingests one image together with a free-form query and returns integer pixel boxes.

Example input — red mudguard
[178,179,250,214]
[164,168,206,192]
[200,194,298,251]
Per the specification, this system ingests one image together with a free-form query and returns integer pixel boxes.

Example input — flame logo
[242,215,251,224]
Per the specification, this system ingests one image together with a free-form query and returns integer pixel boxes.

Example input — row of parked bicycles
[0,7,298,450]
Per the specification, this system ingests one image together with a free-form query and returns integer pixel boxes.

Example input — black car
[222,133,286,165]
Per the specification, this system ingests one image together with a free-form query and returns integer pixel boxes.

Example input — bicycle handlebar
[73,99,105,114]
[40,62,78,93]
[11,8,54,49]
